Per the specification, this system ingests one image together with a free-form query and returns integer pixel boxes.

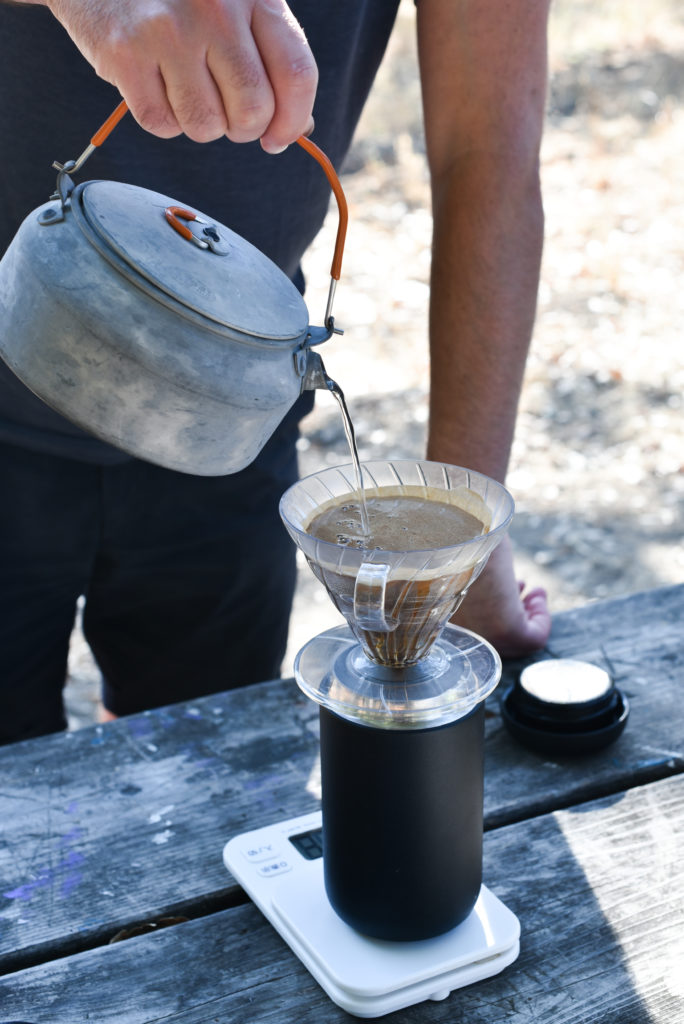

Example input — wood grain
[1,774,681,1023]
[0,585,681,988]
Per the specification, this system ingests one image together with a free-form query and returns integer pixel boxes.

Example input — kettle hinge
[294,317,344,381]
[39,163,77,226]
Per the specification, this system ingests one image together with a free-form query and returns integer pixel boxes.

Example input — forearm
[428,149,551,655]
[416,0,549,481]
[426,153,544,481]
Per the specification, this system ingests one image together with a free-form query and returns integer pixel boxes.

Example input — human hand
[46,0,317,150]
[452,535,551,658]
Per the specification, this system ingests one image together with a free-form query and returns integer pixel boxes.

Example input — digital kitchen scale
[223,811,520,1018]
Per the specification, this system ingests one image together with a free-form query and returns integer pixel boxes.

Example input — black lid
[500,658,629,755]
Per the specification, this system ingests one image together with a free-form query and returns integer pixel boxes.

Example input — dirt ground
[65,0,684,728]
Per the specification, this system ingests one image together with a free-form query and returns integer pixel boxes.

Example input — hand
[452,536,551,658]
[46,0,318,150]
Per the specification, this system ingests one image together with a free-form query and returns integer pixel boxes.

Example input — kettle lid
[77,180,309,342]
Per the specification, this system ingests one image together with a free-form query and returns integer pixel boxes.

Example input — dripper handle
[354,562,397,632]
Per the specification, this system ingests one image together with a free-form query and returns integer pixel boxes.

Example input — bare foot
[451,536,551,658]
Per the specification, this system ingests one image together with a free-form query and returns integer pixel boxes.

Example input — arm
[417,0,552,654]
[5,0,317,151]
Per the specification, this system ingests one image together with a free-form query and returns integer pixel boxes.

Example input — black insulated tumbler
[319,701,485,941]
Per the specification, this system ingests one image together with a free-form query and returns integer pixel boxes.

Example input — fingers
[207,0,317,150]
[135,0,317,148]
[204,29,276,145]
[125,5,282,145]
[115,65,186,141]
[50,0,317,147]
[250,0,318,152]
[519,586,552,650]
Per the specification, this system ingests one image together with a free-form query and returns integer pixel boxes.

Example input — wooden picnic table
[0,583,682,1022]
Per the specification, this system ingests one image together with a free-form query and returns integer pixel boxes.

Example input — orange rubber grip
[296,135,348,281]
[90,100,129,147]
[164,206,200,244]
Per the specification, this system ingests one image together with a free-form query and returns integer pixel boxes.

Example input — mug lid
[76,180,309,342]
[500,658,629,755]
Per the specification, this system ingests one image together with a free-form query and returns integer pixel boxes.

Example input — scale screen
[288,828,323,860]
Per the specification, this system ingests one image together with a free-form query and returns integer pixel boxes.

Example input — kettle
[0,102,347,476]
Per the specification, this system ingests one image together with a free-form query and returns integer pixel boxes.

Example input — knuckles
[131,102,183,140]
[224,102,276,142]
[283,54,318,94]
[170,91,231,143]
[84,0,317,145]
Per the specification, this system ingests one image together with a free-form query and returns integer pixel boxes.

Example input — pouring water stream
[313,359,371,542]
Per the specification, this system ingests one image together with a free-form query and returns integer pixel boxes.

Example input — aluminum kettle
[0,102,347,476]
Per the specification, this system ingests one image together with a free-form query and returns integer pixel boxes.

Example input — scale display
[223,811,520,1018]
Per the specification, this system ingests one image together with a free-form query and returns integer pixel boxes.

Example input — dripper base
[294,623,501,729]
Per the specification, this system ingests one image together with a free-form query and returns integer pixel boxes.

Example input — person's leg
[0,444,99,744]
[83,424,300,717]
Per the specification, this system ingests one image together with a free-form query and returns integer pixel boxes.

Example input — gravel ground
[65,1,684,729]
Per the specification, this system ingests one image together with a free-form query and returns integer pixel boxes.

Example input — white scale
[223,811,520,1018]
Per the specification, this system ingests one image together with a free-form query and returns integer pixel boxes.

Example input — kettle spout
[300,349,336,394]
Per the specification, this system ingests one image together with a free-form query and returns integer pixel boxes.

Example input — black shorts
[0,426,299,744]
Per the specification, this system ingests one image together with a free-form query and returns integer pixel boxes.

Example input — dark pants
[0,428,299,745]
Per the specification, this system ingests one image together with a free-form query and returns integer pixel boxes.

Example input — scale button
[241,842,282,864]
[257,859,293,878]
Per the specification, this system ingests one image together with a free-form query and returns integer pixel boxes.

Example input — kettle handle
[76,100,348,328]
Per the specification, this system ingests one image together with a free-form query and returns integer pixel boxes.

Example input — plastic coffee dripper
[279,459,514,729]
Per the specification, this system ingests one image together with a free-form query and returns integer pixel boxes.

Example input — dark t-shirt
[0,0,401,463]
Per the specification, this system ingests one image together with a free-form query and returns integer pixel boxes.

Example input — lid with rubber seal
[500,658,629,755]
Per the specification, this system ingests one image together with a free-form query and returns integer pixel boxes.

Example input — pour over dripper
[280,460,514,728]
[280,460,513,665]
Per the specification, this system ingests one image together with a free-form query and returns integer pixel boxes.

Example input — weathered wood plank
[487,583,684,827]
[0,677,322,974]
[0,585,681,972]
[1,773,682,1024]
[499,582,683,693]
